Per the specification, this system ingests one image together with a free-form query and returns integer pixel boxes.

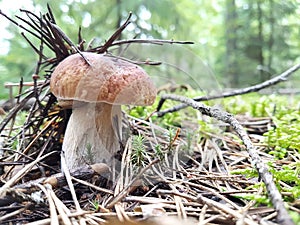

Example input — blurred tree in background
[0,0,300,99]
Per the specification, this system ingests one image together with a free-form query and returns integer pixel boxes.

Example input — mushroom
[50,52,156,169]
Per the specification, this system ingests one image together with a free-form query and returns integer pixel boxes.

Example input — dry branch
[157,62,300,116]
[18,163,109,192]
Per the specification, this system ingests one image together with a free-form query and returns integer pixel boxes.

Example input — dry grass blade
[0,205,28,223]
[37,184,59,225]
[157,190,259,225]
[49,189,73,225]
[106,159,159,209]
[71,177,113,195]
[0,151,55,197]
[61,154,85,224]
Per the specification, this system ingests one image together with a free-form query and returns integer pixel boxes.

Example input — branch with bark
[157,62,300,116]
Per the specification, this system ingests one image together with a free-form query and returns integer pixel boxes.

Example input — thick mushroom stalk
[50,53,156,169]
[62,102,121,169]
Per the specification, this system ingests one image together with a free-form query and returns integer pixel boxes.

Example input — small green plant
[164,128,179,151]
[220,93,296,117]
[268,146,287,159]
[131,135,146,167]
[231,168,258,178]
[182,131,194,155]
[89,199,100,211]
[167,128,175,144]
[269,163,300,201]
[222,96,249,115]
[289,211,300,224]
[236,192,271,206]
[264,109,300,153]
[128,105,150,118]
[154,144,164,160]
[85,142,94,164]
[198,118,222,134]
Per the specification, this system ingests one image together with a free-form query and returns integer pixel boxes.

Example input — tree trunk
[225,0,238,87]
[267,0,274,78]
[257,0,265,81]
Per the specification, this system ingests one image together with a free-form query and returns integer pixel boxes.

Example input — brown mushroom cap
[50,52,157,106]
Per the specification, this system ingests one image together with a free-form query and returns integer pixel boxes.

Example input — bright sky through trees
[0,0,299,97]
[0,0,35,55]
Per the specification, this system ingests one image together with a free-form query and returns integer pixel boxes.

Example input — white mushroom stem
[62,102,122,169]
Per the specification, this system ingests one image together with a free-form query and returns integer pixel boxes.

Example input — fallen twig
[157,62,300,116]
[1,163,110,195]
[60,153,85,224]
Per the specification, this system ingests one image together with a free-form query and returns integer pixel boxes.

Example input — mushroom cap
[50,52,157,106]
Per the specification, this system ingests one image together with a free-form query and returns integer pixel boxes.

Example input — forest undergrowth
[0,5,299,225]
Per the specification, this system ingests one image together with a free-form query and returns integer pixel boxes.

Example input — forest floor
[0,88,299,225]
